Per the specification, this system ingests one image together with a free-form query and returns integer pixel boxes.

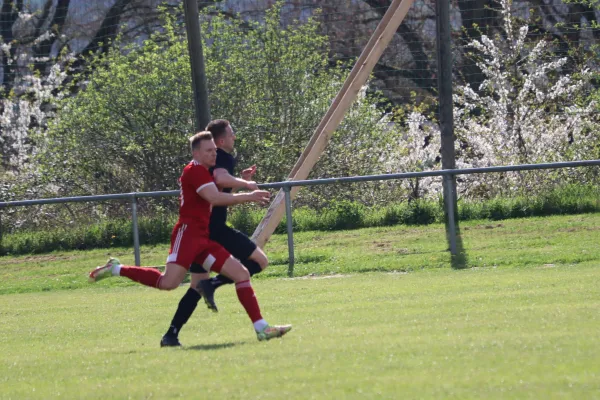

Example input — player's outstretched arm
[198,182,269,206]
[213,168,258,191]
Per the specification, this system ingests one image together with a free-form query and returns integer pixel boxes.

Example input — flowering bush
[392,0,598,198]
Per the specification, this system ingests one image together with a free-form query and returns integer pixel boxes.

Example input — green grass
[3,184,600,256]
[1,214,600,398]
[1,266,599,399]
[2,213,600,295]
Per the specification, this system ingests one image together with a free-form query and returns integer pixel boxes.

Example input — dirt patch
[283,273,350,281]
[556,226,600,233]
[371,240,393,251]
[464,223,505,231]
[0,254,79,265]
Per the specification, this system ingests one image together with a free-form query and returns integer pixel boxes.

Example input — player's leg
[162,263,209,344]
[217,256,291,341]
[247,246,268,272]
[196,226,255,310]
[161,268,209,347]
[89,222,196,291]
[205,226,265,300]
[198,243,291,341]
[89,257,187,290]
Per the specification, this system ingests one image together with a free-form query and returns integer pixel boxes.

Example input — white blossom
[393,0,597,198]
[0,31,73,170]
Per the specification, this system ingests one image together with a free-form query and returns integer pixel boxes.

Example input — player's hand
[248,190,270,205]
[245,180,259,191]
[241,165,257,180]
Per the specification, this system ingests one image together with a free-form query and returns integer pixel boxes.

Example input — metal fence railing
[2,159,600,276]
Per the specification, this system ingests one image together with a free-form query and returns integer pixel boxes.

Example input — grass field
[1,214,600,399]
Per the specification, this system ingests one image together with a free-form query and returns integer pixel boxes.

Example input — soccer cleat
[160,334,181,347]
[196,279,218,313]
[88,258,121,283]
[256,324,292,341]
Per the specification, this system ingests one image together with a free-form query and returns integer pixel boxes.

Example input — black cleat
[196,279,218,313]
[160,334,181,347]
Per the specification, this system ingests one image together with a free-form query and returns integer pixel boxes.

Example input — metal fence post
[0,209,3,256]
[443,174,458,255]
[131,196,141,266]
[283,186,295,277]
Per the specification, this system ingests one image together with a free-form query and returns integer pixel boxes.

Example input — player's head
[189,131,217,168]
[206,119,235,153]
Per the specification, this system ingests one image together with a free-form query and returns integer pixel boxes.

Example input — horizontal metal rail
[258,160,600,189]
[0,191,179,208]
[1,160,599,208]
[1,159,599,273]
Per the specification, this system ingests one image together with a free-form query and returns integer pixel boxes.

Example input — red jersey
[178,160,214,232]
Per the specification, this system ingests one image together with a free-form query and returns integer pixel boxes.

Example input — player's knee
[251,249,268,270]
[235,265,250,282]
[160,281,179,291]
[258,257,268,270]
[228,264,250,283]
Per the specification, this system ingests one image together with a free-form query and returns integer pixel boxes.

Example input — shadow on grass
[451,225,468,270]
[183,341,246,351]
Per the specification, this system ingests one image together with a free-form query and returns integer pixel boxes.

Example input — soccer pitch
[1,215,600,399]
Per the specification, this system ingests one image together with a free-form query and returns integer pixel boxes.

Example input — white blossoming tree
[0,7,73,206]
[394,0,598,199]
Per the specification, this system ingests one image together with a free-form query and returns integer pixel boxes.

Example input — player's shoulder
[183,160,211,176]
[215,149,235,169]
[216,148,234,162]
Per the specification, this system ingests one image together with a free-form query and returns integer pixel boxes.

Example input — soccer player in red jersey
[88,131,291,341]
[161,120,274,347]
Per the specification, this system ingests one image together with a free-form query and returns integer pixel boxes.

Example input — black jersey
[209,148,236,227]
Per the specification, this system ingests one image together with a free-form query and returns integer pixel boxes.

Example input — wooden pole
[252,0,416,248]
[183,0,211,130]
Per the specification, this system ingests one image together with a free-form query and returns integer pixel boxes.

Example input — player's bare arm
[213,167,258,191]
[197,182,269,206]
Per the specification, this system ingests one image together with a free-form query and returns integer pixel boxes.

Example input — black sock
[211,260,263,289]
[243,259,263,276]
[165,288,201,337]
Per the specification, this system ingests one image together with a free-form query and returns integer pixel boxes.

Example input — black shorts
[189,225,257,274]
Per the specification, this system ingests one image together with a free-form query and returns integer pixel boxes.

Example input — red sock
[235,280,262,323]
[120,266,162,288]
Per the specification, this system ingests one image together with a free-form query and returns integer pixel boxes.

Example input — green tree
[37,2,398,208]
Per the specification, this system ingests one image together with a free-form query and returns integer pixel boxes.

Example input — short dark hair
[206,119,230,141]
[189,131,213,151]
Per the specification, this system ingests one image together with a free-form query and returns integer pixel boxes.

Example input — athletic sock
[235,280,263,323]
[112,263,121,276]
[212,259,263,289]
[253,319,268,332]
[243,259,263,276]
[119,266,162,288]
[166,288,201,336]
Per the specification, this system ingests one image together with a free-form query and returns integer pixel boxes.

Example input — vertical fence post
[0,209,3,256]
[283,186,295,277]
[435,0,458,254]
[183,0,211,130]
[131,196,141,266]
[443,174,458,255]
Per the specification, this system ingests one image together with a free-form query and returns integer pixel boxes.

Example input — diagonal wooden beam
[252,0,416,248]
